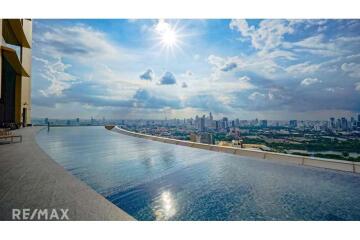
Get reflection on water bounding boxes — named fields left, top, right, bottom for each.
left=36, top=127, right=360, bottom=220
left=153, top=191, right=177, bottom=220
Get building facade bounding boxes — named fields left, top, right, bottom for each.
left=0, top=19, right=32, bottom=128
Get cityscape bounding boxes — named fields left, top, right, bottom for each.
left=33, top=112, right=360, bottom=161
left=2, top=0, right=360, bottom=238
left=2, top=17, right=360, bottom=224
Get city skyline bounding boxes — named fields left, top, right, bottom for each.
left=31, top=19, right=360, bottom=120
left=33, top=111, right=360, bottom=131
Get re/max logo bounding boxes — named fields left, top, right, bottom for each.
left=12, top=208, right=69, bottom=220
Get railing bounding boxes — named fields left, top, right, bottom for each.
left=106, top=125, right=360, bottom=174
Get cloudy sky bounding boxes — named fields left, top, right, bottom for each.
left=32, top=19, right=360, bottom=120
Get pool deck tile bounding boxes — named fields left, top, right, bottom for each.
left=0, top=127, right=135, bottom=221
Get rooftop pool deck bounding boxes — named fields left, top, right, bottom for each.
left=35, top=126, right=360, bottom=220
left=0, top=127, right=134, bottom=220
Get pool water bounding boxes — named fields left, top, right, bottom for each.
left=36, top=126, right=360, bottom=220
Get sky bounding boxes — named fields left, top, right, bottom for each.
left=31, top=19, right=360, bottom=120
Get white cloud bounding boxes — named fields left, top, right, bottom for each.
left=230, top=19, right=294, bottom=51
left=34, top=23, right=143, bottom=101
left=237, top=76, right=255, bottom=90
left=301, top=77, right=321, bottom=86
left=154, top=19, right=171, bottom=33
left=341, top=62, right=360, bottom=78
left=290, top=34, right=337, bottom=56
left=34, top=56, right=77, bottom=96
left=286, top=62, right=321, bottom=76
left=207, top=54, right=283, bottom=81
left=36, top=24, right=130, bottom=62
left=248, top=91, right=266, bottom=101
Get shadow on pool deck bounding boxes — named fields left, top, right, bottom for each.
left=0, top=127, right=135, bottom=221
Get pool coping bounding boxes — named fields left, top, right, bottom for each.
left=108, top=125, right=360, bottom=174
left=0, top=126, right=136, bottom=221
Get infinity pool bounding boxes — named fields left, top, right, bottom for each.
left=36, top=126, right=360, bottom=220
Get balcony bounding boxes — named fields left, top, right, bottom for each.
left=1, top=46, right=30, bottom=77
left=2, top=19, right=31, bottom=49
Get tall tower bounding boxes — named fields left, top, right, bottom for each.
left=0, top=19, right=32, bottom=128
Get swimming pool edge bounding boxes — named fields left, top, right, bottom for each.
left=0, top=126, right=136, bottom=221
left=107, top=125, right=359, bottom=174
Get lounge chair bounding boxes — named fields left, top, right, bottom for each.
left=0, top=128, right=22, bottom=143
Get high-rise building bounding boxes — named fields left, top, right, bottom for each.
left=329, top=117, right=335, bottom=129
left=200, top=115, right=205, bottom=132
left=215, top=120, right=219, bottom=130
left=0, top=19, right=32, bottom=128
left=260, top=120, right=267, bottom=128
left=222, top=117, right=229, bottom=129
left=341, top=117, right=348, bottom=131
left=336, top=118, right=341, bottom=129
left=235, top=118, right=240, bottom=127
left=350, top=117, right=356, bottom=129
left=195, top=115, right=199, bottom=129
left=289, top=120, right=298, bottom=128
left=208, top=112, right=214, bottom=128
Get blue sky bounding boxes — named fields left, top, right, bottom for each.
left=32, top=19, right=360, bottom=120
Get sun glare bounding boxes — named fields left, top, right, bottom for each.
left=161, top=28, right=178, bottom=47
left=154, top=20, right=183, bottom=54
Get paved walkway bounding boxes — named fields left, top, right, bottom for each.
left=0, top=127, right=135, bottom=220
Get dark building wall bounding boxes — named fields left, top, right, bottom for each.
left=0, top=57, right=17, bottom=125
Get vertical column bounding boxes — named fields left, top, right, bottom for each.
left=20, top=19, right=32, bottom=126
left=15, top=75, right=22, bottom=125
left=0, top=19, right=3, bottom=100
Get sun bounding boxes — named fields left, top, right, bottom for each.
left=161, top=28, right=178, bottom=48
left=154, top=20, right=184, bottom=54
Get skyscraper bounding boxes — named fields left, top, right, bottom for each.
left=200, top=115, right=205, bottom=132
left=330, top=117, right=335, bottom=129
left=222, top=117, right=229, bottom=129
left=235, top=118, right=240, bottom=127
left=260, top=120, right=268, bottom=128
left=341, top=117, right=348, bottom=131
left=0, top=19, right=32, bottom=128
left=336, top=118, right=341, bottom=129
left=289, top=120, right=298, bottom=128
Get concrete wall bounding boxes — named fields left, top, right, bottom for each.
left=108, top=126, right=360, bottom=174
